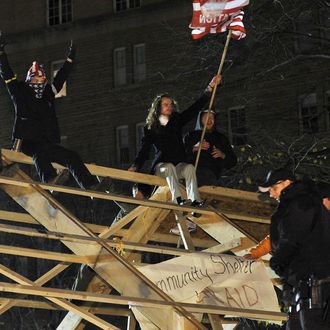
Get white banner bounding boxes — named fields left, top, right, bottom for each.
left=138, top=250, right=280, bottom=312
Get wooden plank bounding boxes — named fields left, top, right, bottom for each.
left=0, top=244, right=90, bottom=264
left=0, top=262, right=69, bottom=315
left=0, top=222, right=240, bottom=258
left=0, top=265, right=119, bottom=330
left=0, top=282, right=287, bottom=321
left=0, top=298, right=131, bottom=316
left=173, top=211, right=195, bottom=251
left=0, top=169, right=205, bottom=330
left=1, top=149, right=166, bottom=186
left=199, top=186, right=268, bottom=203
left=2, top=149, right=273, bottom=205
left=0, top=210, right=218, bottom=249
left=58, top=188, right=172, bottom=330
left=0, top=175, right=214, bottom=216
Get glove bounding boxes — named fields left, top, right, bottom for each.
left=0, top=31, right=7, bottom=53
left=67, top=40, right=76, bottom=61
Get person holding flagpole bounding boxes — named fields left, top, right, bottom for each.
left=128, top=75, right=221, bottom=206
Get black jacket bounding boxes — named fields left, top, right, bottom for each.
left=270, top=180, right=330, bottom=285
left=0, top=52, right=72, bottom=143
left=184, top=111, right=237, bottom=177
left=132, top=92, right=210, bottom=171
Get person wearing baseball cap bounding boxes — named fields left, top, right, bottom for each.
left=258, top=168, right=330, bottom=329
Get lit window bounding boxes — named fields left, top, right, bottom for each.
left=51, top=60, right=67, bottom=98
left=299, top=94, right=318, bottom=134
left=48, top=0, right=72, bottom=26
left=116, top=126, right=130, bottom=165
left=114, top=48, right=126, bottom=87
left=228, top=107, right=247, bottom=146
left=115, top=0, right=141, bottom=12
left=133, top=44, right=146, bottom=83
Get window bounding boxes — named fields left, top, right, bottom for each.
left=318, top=7, right=330, bottom=45
left=115, top=0, right=141, bottom=12
left=136, top=122, right=145, bottom=151
left=228, top=107, right=247, bottom=146
left=48, top=0, right=72, bottom=26
left=325, top=92, right=330, bottom=130
left=294, top=10, right=318, bottom=54
left=51, top=60, right=67, bottom=98
left=116, top=126, right=130, bottom=165
left=133, top=44, right=146, bottom=82
left=114, top=48, right=127, bottom=87
left=299, top=94, right=318, bottom=134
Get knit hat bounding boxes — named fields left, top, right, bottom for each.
left=26, top=61, right=46, bottom=82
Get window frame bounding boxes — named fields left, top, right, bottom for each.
left=298, top=93, right=319, bottom=134
left=114, top=0, right=141, bottom=13
left=324, top=91, right=330, bottom=131
left=47, top=0, right=73, bottom=26
left=135, top=122, right=145, bottom=152
left=113, top=47, right=127, bottom=87
left=116, top=125, right=130, bottom=166
left=133, top=43, right=146, bottom=83
left=228, top=106, right=247, bottom=146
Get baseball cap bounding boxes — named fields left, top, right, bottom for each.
left=317, top=181, right=330, bottom=199
left=258, top=168, right=295, bottom=192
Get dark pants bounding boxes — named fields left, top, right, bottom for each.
left=299, top=308, right=330, bottom=330
left=196, top=167, right=219, bottom=187
left=285, top=310, right=301, bottom=330
left=21, top=139, right=97, bottom=189
left=293, top=281, right=330, bottom=330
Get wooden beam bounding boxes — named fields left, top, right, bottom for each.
left=0, top=244, right=90, bottom=264
left=1, top=149, right=166, bottom=186
left=0, top=265, right=119, bottom=330
left=173, top=211, right=195, bottom=250
left=0, top=282, right=287, bottom=322
left=0, top=222, right=240, bottom=257
left=0, top=262, right=70, bottom=315
left=0, top=175, right=214, bottom=216
left=0, top=169, right=206, bottom=330
left=0, top=210, right=218, bottom=249
left=199, top=186, right=269, bottom=203
left=2, top=149, right=274, bottom=204
left=0, top=298, right=132, bottom=316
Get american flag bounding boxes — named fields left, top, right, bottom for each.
left=190, top=0, right=249, bottom=40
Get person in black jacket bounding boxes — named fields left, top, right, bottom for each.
left=128, top=75, right=221, bottom=205
left=184, top=109, right=237, bottom=186
left=0, top=33, right=100, bottom=190
left=259, top=168, right=330, bottom=330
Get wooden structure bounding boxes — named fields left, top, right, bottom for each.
left=0, top=149, right=285, bottom=330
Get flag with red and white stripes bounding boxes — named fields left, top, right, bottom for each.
left=190, top=0, right=249, bottom=40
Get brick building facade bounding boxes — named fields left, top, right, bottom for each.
left=0, top=0, right=329, bottom=172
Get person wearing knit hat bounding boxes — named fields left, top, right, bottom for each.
left=184, top=109, right=237, bottom=186
left=0, top=33, right=108, bottom=192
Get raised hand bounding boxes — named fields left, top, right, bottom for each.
left=67, top=40, right=76, bottom=61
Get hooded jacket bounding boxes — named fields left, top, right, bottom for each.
left=184, top=111, right=237, bottom=177
left=132, top=92, right=211, bottom=172
left=269, top=180, right=330, bottom=285
left=0, top=52, right=72, bottom=143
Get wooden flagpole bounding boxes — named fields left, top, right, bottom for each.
left=194, top=30, right=232, bottom=168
